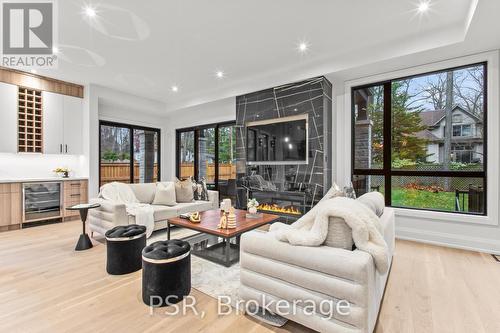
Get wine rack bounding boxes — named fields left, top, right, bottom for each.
left=18, top=87, right=43, bottom=153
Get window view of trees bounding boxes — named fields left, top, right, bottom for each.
left=352, top=63, right=486, bottom=215
left=177, top=122, right=236, bottom=199
left=100, top=123, right=160, bottom=186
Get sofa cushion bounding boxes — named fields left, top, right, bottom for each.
left=175, top=201, right=214, bottom=214
left=175, top=178, right=194, bottom=203
left=151, top=205, right=178, bottom=222
left=152, top=182, right=177, bottom=206
left=128, top=183, right=157, bottom=204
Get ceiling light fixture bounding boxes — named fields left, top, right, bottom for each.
left=417, top=1, right=430, bottom=13
left=215, top=70, right=225, bottom=79
left=84, top=6, right=96, bottom=18
left=297, top=41, right=309, bottom=54
left=171, top=85, right=179, bottom=92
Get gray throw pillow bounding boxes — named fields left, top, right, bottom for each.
left=343, top=182, right=357, bottom=199
left=175, top=178, right=194, bottom=203
left=320, top=183, right=345, bottom=202
left=193, top=178, right=209, bottom=201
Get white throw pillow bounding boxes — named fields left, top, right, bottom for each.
left=356, top=191, right=385, bottom=217
left=152, top=182, right=177, bottom=206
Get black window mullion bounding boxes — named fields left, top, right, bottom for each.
left=214, top=125, right=219, bottom=190
left=194, top=129, right=199, bottom=181
left=383, top=82, right=392, bottom=207
left=130, top=127, right=135, bottom=183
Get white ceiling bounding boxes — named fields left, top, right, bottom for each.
left=34, top=0, right=499, bottom=113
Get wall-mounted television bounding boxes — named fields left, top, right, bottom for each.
left=246, top=114, right=308, bottom=165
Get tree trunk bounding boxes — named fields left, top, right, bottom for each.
left=443, top=71, right=454, bottom=190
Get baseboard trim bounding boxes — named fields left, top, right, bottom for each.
left=396, top=226, right=500, bottom=255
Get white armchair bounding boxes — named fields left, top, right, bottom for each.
left=239, top=207, right=395, bottom=333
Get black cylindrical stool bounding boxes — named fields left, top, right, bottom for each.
left=142, top=240, right=191, bottom=307
left=105, top=225, right=147, bottom=275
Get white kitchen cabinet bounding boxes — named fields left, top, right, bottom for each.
left=42, top=91, right=64, bottom=154
left=62, top=95, right=83, bottom=155
left=43, top=92, right=83, bottom=155
left=0, top=82, right=19, bottom=153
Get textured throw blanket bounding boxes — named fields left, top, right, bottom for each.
left=99, top=182, right=155, bottom=238
left=270, top=197, right=389, bottom=274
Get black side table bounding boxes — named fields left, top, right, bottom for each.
left=67, top=203, right=101, bottom=251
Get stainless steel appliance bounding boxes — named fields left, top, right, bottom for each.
left=23, top=182, right=62, bottom=223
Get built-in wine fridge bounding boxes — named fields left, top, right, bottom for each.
left=23, top=182, right=62, bottom=224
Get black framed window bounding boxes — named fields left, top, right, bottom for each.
left=352, top=62, right=487, bottom=215
left=99, top=121, right=160, bottom=186
left=176, top=121, right=236, bottom=200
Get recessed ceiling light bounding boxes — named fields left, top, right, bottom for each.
left=297, top=41, right=309, bottom=54
left=215, top=70, right=225, bottom=79
left=417, top=1, right=430, bottom=13
left=84, top=6, right=96, bottom=18
left=30, top=69, right=37, bottom=74
left=171, top=85, right=179, bottom=92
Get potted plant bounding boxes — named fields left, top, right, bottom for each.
left=53, top=167, right=70, bottom=178
left=247, top=198, right=259, bottom=215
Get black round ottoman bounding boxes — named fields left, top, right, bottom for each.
left=142, top=240, right=191, bottom=307
left=105, top=225, right=147, bottom=275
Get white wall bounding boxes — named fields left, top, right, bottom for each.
left=84, top=84, right=168, bottom=196
left=0, top=153, right=86, bottom=179
left=163, top=97, right=236, bottom=180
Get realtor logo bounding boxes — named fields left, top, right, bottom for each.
left=1, top=0, right=57, bottom=68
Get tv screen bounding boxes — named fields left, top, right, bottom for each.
left=246, top=115, right=308, bottom=164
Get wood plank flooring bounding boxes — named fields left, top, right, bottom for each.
left=0, top=221, right=499, bottom=333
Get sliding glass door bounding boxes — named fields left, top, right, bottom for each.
left=217, top=125, right=237, bottom=200
left=100, top=121, right=160, bottom=187
left=198, top=127, right=216, bottom=188
left=176, top=121, right=236, bottom=199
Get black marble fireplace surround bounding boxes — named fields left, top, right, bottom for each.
left=235, top=77, right=332, bottom=221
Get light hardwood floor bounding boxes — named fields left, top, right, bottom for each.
left=0, top=221, right=499, bottom=333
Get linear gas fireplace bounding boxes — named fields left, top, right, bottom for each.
left=235, top=76, right=332, bottom=221
left=257, top=203, right=301, bottom=216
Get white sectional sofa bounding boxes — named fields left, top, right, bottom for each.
left=240, top=207, right=395, bottom=333
left=88, top=182, right=219, bottom=236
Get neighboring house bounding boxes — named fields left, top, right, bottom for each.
left=416, top=106, right=484, bottom=164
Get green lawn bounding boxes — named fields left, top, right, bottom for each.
left=385, top=187, right=468, bottom=212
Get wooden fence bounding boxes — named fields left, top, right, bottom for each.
left=100, top=162, right=235, bottom=186
left=179, top=163, right=236, bottom=181
left=100, top=162, right=158, bottom=186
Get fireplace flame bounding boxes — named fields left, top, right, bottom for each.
left=257, top=203, right=301, bottom=215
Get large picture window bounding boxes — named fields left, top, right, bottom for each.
left=99, top=121, right=160, bottom=186
left=176, top=121, right=236, bottom=200
left=352, top=62, right=487, bottom=215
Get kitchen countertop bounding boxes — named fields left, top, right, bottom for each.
left=0, top=177, right=88, bottom=184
